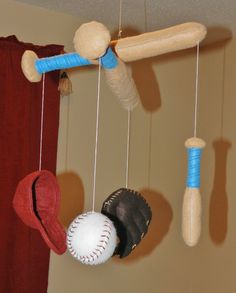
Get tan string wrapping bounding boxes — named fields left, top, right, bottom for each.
left=104, top=58, right=139, bottom=110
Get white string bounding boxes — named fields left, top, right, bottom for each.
left=92, top=59, right=102, bottom=212
left=118, top=0, right=123, bottom=39
left=194, top=42, right=200, bottom=137
left=65, top=95, right=71, bottom=171
left=117, top=0, right=131, bottom=188
left=125, top=109, right=131, bottom=188
left=39, top=73, right=45, bottom=171
left=144, top=0, right=148, bottom=32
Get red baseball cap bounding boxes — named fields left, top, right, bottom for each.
left=13, top=170, right=66, bottom=255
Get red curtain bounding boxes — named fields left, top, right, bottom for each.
left=0, top=36, right=63, bottom=292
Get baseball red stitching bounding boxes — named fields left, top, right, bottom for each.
left=67, top=212, right=114, bottom=264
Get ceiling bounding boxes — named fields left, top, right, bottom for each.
left=15, top=0, right=235, bottom=43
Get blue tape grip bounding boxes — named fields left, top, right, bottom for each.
left=35, top=53, right=92, bottom=74
left=185, top=137, right=206, bottom=188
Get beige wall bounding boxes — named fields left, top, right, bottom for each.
left=1, top=1, right=236, bottom=292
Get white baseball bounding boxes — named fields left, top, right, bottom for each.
left=67, top=211, right=117, bottom=265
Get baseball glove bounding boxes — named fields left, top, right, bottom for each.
left=101, top=188, right=152, bottom=258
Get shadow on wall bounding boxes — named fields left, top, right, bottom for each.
left=209, top=138, right=231, bottom=245
left=209, top=40, right=231, bottom=245
left=114, top=188, right=173, bottom=263
left=57, top=171, right=84, bottom=229
left=201, top=26, right=232, bottom=47
left=131, top=58, right=161, bottom=112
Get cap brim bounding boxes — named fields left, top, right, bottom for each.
left=36, top=215, right=67, bottom=255
left=13, top=170, right=67, bottom=255
left=32, top=170, right=67, bottom=255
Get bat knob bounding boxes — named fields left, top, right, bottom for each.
left=21, top=50, right=42, bottom=82
left=185, top=137, right=206, bottom=149
left=73, top=21, right=111, bottom=60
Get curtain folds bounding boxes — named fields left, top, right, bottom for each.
left=0, top=36, right=63, bottom=293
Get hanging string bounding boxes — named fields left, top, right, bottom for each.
left=144, top=0, right=148, bottom=32
left=220, top=46, right=226, bottom=138
left=125, top=109, right=131, bottom=188
left=92, top=58, right=102, bottom=212
left=144, top=0, right=152, bottom=189
left=39, top=73, right=45, bottom=171
left=118, top=0, right=123, bottom=39
left=65, top=95, right=71, bottom=171
left=193, top=42, right=200, bottom=137
left=117, top=0, right=131, bottom=188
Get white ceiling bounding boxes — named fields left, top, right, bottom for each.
left=15, top=0, right=236, bottom=43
